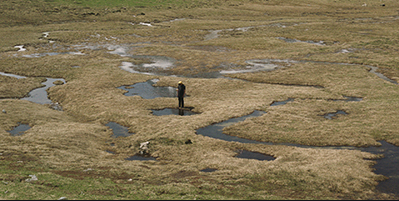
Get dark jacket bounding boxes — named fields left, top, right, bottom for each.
left=178, top=84, right=186, bottom=98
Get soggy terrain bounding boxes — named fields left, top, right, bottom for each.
left=1, top=0, right=399, bottom=200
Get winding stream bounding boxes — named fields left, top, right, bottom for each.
left=195, top=99, right=399, bottom=196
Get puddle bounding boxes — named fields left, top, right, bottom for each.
left=105, top=150, right=115, bottom=154
left=204, top=24, right=290, bottom=41
left=270, top=98, right=295, bottom=106
left=20, top=51, right=85, bottom=58
left=21, top=78, right=66, bottom=105
left=336, top=96, right=363, bottom=102
left=7, top=123, right=31, bottom=136
left=235, top=150, right=275, bottom=161
left=200, top=168, right=218, bottom=172
left=119, top=62, right=154, bottom=75
left=125, top=155, right=157, bottom=161
left=221, top=59, right=295, bottom=76
left=220, top=61, right=279, bottom=74
left=118, top=79, right=177, bottom=99
left=151, top=108, right=199, bottom=116
left=75, top=43, right=397, bottom=84
left=277, top=37, right=326, bottom=45
left=223, top=59, right=397, bottom=85
left=14, top=45, right=26, bottom=52
left=105, top=122, right=134, bottom=138
left=323, top=110, right=347, bottom=119
left=80, top=44, right=176, bottom=74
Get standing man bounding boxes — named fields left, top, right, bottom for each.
left=177, top=81, right=186, bottom=108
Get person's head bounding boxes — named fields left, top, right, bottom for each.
left=178, top=81, right=183, bottom=85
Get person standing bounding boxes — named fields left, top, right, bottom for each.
left=177, top=81, right=186, bottom=108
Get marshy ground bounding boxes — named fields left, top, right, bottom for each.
left=1, top=0, right=399, bottom=199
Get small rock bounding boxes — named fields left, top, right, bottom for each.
left=25, top=175, right=38, bottom=182
left=58, top=197, right=67, bottom=200
left=140, top=141, right=149, bottom=149
left=2, top=109, right=6, bottom=113
left=139, top=141, right=150, bottom=155
left=83, top=168, right=92, bottom=172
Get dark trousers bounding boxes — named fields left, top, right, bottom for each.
left=178, top=96, right=184, bottom=108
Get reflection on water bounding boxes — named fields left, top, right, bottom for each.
left=21, top=78, right=65, bottom=105
left=7, top=123, right=31, bottom=136
left=118, top=79, right=176, bottom=99
left=0, top=72, right=26, bottom=79
left=324, top=110, right=347, bottom=119
left=105, top=122, right=134, bottom=138
left=151, top=108, right=199, bottom=116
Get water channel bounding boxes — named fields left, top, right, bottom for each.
left=195, top=99, right=399, bottom=196
left=3, top=34, right=398, bottom=195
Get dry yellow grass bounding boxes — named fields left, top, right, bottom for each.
left=1, top=0, right=399, bottom=199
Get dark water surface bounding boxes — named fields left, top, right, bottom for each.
left=105, top=122, right=134, bottom=138
left=151, top=108, right=199, bottom=116
left=7, top=123, right=31, bottom=136
left=235, top=150, right=275, bottom=161
left=125, top=155, right=157, bottom=161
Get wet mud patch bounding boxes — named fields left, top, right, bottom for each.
left=332, top=96, right=363, bottom=102
left=277, top=37, right=326, bottom=45
left=7, top=123, right=31, bottom=136
left=125, top=155, right=157, bottom=161
left=235, top=150, right=275, bottom=161
left=200, top=168, right=218, bottom=173
left=105, top=122, right=134, bottom=138
left=105, top=150, right=115, bottom=154
left=323, top=110, right=347, bottom=120
left=270, top=98, right=295, bottom=106
left=151, top=108, right=199, bottom=116
left=118, top=79, right=176, bottom=99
